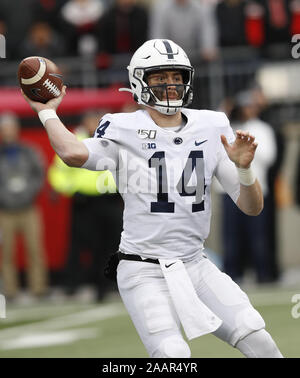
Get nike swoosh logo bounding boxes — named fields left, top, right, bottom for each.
left=30, top=88, right=44, bottom=99
left=195, top=139, right=208, bottom=146
left=165, top=262, right=176, bottom=268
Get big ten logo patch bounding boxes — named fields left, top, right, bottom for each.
left=142, top=142, right=156, bottom=150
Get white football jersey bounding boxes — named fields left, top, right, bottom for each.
left=82, top=109, right=240, bottom=261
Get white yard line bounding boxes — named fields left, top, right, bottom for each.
left=0, top=328, right=99, bottom=350
left=0, top=302, right=126, bottom=340
left=247, top=289, right=300, bottom=307
left=0, top=288, right=297, bottom=349
left=5, top=303, right=95, bottom=323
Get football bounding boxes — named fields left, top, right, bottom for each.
left=18, top=56, right=63, bottom=103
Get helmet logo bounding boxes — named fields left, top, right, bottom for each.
left=141, top=93, right=148, bottom=101
left=135, top=69, right=143, bottom=78
left=154, top=40, right=179, bottom=59
left=162, top=40, right=175, bottom=59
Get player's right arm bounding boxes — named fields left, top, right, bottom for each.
left=21, top=86, right=89, bottom=167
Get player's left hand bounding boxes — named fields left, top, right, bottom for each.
left=221, top=130, right=258, bottom=168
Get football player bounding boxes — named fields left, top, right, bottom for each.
left=22, top=39, right=283, bottom=358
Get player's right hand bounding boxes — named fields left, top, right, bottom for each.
left=221, top=130, right=258, bottom=169
left=21, top=85, right=67, bottom=113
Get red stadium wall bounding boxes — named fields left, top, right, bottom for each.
left=0, top=86, right=134, bottom=116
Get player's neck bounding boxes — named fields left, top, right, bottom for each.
left=146, top=107, right=183, bottom=128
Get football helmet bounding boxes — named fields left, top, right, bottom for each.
left=120, top=39, right=194, bottom=115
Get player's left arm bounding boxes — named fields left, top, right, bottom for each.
left=221, top=130, right=263, bottom=216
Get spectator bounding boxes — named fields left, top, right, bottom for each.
left=217, top=0, right=295, bottom=52
left=216, top=0, right=286, bottom=50
left=221, top=89, right=278, bottom=284
left=290, top=0, right=300, bottom=37
left=0, top=0, right=36, bottom=59
left=261, top=0, right=291, bottom=45
left=216, top=0, right=248, bottom=47
left=0, top=113, right=48, bottom=301
left=244, top=1, right=266, bottom=48
left=59, top=0, right=104, bottom=55
left=48, top=111, right=123, bottom=301
left=251, top=83, right=287, bottom=281
left=150, top=0, right=218, bottom=61
left=33, top=0, right=67, bottom=32
left=18, top=21, right=67, bottom=59
left=96, top=0, right=148, bottom=55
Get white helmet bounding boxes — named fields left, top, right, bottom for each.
left=120, top=39, right=194, bottom=115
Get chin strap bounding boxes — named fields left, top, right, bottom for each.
left=118, top=87, right=180, bottom=115
left=118, top=88, right=134, bottom=94
left=119, top=87, right=139, bottom=103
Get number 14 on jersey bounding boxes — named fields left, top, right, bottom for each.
left=148, top=150, right=206, bottom=213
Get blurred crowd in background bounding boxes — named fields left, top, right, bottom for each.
left=0, top=0, right=299, bottom=305
left=0, top=0, right=299, bottom=60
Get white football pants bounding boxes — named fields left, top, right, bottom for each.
left=117, top=254, right=281, bottom=358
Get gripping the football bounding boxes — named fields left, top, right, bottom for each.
left=19, top=58, right=88, bottom=168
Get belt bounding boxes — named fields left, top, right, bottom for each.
left=118, top=251, right=159, bottom=265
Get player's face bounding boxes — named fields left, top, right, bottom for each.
left=146, top=70, right=184, bottom=101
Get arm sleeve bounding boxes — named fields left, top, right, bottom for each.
left=81, top=115, right=119, bottom=172
left=81, top=138, right=119, bottom=172
left=214, top=117, right=240, bottom=203
left=215, top=155, right=240, bottom=203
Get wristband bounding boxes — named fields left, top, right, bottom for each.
left=38, top=109, right=59, bottom=126
left=237, top=167, right=256, bottom=186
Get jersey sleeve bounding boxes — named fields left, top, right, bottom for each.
left=81, top=115, right=119, bottom=172
left=214, top=114, right=240, bottom=203
left=220, top=112, right=235, bottom=144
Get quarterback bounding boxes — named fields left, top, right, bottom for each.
left=22, top=39, right=283, bottom=358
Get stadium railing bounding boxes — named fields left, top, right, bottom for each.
left=0, top=45, right=299, bottom=125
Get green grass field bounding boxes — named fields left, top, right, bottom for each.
left=0, top=286, right=299, bottom=358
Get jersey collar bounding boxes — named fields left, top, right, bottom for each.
left=142, top=109, right=191, bottom=135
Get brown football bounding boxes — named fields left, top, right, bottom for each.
left=18, top=56, right=63, bottom=103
